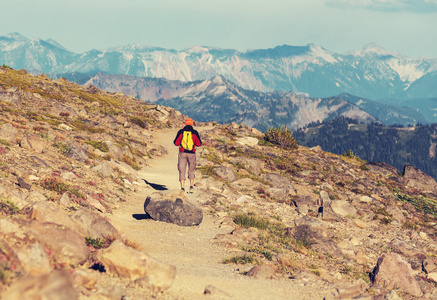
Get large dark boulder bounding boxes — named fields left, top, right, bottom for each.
left=144, top=193, right=203, bottom=226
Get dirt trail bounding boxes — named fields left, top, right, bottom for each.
left=109, top=127, right=327, bottom=300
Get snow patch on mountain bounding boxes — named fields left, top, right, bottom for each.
left=388, top=59, right=426, bottom=83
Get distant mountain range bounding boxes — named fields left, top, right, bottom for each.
left=81, top=72, right=425, bottom=131
left=1, top=32, right=436, bottom=101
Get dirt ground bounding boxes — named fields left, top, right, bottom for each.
left=109, top=127, right=328, bottom=300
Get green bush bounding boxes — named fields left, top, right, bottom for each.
left=130, top=117, right=147, bottom=129
left=86, top=140, right=109, bottom=152
left=85, top=237, right=104, bottom=249
left=264, top=126, right=297, bottom=149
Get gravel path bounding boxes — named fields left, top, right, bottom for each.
left=109, top=127, right=328, bottom=299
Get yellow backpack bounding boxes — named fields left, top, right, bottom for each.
left=181, top=131, right=194, bottom=151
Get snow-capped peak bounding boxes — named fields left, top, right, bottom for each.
left=184, top=46, right=210, bottom=54
left=348, top=43, right=400, bottom=57
left=6, top=32, right=28, bottom=41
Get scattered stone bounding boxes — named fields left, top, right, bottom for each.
left=67, top=142, right=88, bottom=162
left=24, top=220, right=90, bottom=265
left=73, top=269, right=98, bottom=291
left=16, top=176, right=31, bottom=190
left=204, top=285, right=231, bottom=298
left=370, top=253, right=422, bottom=297
left=388, top=238, right=426, bottom=270
left=91, top=161, right=114, bottom=177
left=20, top=134, right=45, bottom=153
left=71, top=208, right=121, bottom=240
left=15, top=243, right=51, bottom=276
left=330, top=200, right=357, bottom=218
left=403, top=164, right=437, bottom=194
left=325, top=279, right=367, bottom=300
left=98, top=240, right=176, bottom=291
left=144, top=193, right=203, bottom=226
left=59, top=192, right=71, bottom=207
left=214, top=166, right=238, bottom=182
left=2, top=270, right=77, bottom=300
left=245, top=265, right=276, bottom=279
left=230, top=156, right=263, bottom=175
left=385, top=206, right=405, bottom=223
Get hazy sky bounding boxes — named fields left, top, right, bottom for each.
left=1, top=0, right=436, bottom=57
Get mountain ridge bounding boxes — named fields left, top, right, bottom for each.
left=1, top=33, right=436, bottom=101
left=81, top=72, right=427, bottom=131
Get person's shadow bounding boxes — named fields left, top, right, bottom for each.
left=133, top=179, right=168, bottom=220
left=142, top=179, right=168, bottom=191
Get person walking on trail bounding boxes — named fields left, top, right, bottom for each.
left=174, top=118, right=202, bottom=193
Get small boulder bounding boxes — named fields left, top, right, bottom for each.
left=91, top=161, right=113, bottom=177
left=67, top=142, right=88, bottom=162
left=29, top=201, right=80, bottom=231
left=98, top=240, right=176, bottom=291
left=245, top=265, right=276, bottom=279
left=370, top=253, right=422, bottom=297
left=229, top=156, right=263, bottom=175
left=24, top=220, right=90, bottom=265
left=403, top=165, right=437, bottom=194
left=71, top=208, right=121, bottom=240
left=330, top=200, right=357, bottom=218
left=388, top=239, right=426, bottom=270
left=20, top=134, right=45, bottom=153
left=214, top=166, right=238, bottom=182
left=144, top=193, right=203, bottom=226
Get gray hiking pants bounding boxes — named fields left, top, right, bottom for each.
left=178, top=151, right=196, bottom=181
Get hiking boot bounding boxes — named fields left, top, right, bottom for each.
left=181, top=188, right=185, bottom=192
left=188, top=186, right=194, bottom=194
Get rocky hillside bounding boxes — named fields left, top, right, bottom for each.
left=1, top=66, right=437, bottom=299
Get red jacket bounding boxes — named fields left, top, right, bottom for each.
left=174, top=125, right=202, bottom=153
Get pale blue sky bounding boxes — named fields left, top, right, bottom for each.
left=1, top=0, right=436, bottom=57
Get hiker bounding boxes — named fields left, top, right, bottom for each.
left=174, top=118, right=202, bottom=193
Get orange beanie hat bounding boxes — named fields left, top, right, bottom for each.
left=185, top=118, right=193, bottom=126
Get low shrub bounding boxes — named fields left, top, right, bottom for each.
left=264, top=126, right=297, bottom=149
left=223, top=254, right=256, bottom=264
left=86, top=140, right=109, bottom=152
left=233, top=213, right=270, bottom=230
left=0, top=198, right=21, bottom=215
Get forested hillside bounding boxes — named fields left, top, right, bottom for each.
left=294, top=117, right=437, bottom=179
